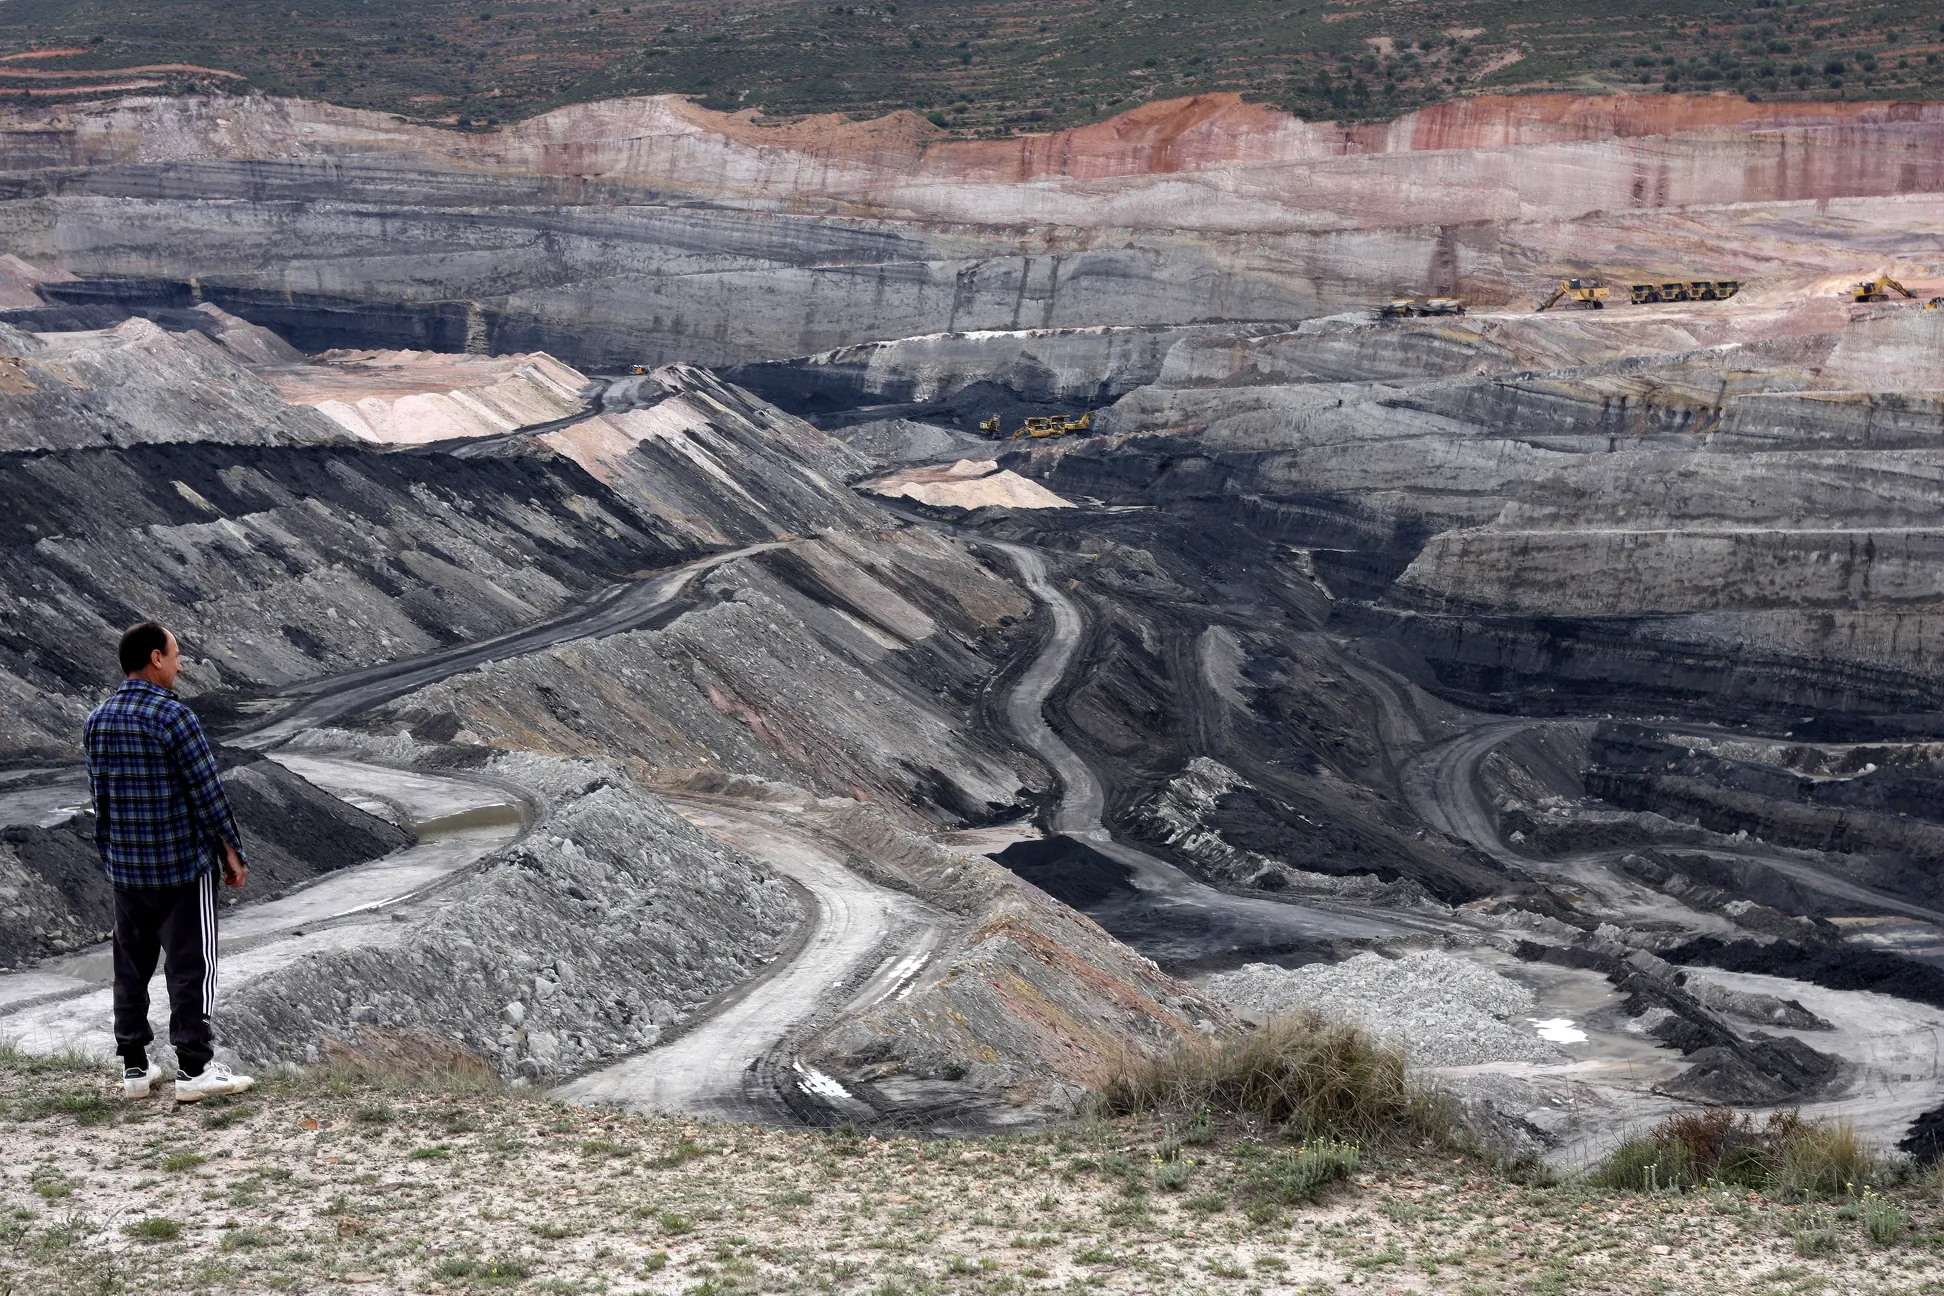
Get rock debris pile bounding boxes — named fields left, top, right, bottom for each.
left=1204, top=951, right=1562, bottom=1068
left=220, top=749, right=802, bottom=1081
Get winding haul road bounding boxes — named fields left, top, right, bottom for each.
left=1400, top=717, right=1944, bottom=1156
left=237, top=542, right=787, bottom=748
left=0, top=530, right=950, bottom=1124
left=555, top=800, right=945, bottom=1121
left=1400, top=719, right=1944, bottom=928
left=987, top=540, right=1435, bottom=963
left=0, top=542, right=782, bottom=1078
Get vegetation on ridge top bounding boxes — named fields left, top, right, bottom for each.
left=5, top=1041, right=1944, bottom=1295
left=0, top=0, right=1941, bottom=132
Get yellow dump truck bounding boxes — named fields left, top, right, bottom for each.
left=1009, top=411, right=1094, bottom=440
left=1537, top=278, right=1609, bottom=311
left=1376, top=297, right=1465, bottom=319
left=1632, top=281, right=1741, bottom=304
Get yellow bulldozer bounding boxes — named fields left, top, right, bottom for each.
left=1631, top=280, right=1741, bottom=304
left=1851, top=275, right=1916, bottom=303
left=1536, top=278, right=1610, bottom=311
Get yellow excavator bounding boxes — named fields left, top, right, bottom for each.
left=1851, top=275, right=1916, bottom=303
left=977, top=414, right=1002, bottom=436
left=629, top=364, right=650, bottom=374
left=1536, top=278, right=1610, bottom=311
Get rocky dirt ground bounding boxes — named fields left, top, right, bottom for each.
left=4, top=1053, right=1943, bottom=1296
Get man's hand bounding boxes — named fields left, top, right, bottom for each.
left=222, top=841, right=247, bottom=889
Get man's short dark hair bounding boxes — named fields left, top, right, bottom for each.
left=118, top=622, right=172, bottom=674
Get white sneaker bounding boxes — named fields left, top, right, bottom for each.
left=123, top=1063, right=162, bottom=1099
left=173, top=1062, right=254, bottom=1103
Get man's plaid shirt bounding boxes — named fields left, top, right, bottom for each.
left=84, top=679, right=247, bottom=888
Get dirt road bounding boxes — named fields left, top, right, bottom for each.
left=554, top=799, right=947, bottom=1121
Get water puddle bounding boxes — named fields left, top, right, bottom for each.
left=1529, top=1017, right=1590, bottom=1044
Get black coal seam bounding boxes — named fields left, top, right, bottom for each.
left=1665, top=936, right=1944, bottom=1012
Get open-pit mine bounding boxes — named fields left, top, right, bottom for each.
left=1, top=88, right=1943, bottom=1180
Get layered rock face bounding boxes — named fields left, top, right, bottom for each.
left=1012, top=295, right=1944, bottom=726
left=0, top=92, right=1938, bottom=367
left=0, top=311, right=342, bottom=451
left=375, top=527, right=1043, bottom=825
left=0, top=308, right=942, bottom=765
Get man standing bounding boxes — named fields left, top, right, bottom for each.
left=85, top=621, right=255, bottom=1102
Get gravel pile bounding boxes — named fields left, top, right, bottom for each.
left=1203, top=951, right=1564, bottom=1068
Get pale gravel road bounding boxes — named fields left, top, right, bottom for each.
left=0, top=762, right=524, bottom=1058
left=553, top=799, right=946, bottom=1120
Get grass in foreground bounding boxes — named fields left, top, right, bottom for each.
left=1096, top=1009, right=1456, bottom=1149
left=1, top=1047, right=1942, bottom=1295
left=1594, top=1108, right=1879, bottom=1198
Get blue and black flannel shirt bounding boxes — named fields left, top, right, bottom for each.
left=84, top=678, right=248, bottom=889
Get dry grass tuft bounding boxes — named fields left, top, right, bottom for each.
left=1095, top=1011, right=1453, bottom=1146
left=1593, top=1108, right=1877, bottom=1198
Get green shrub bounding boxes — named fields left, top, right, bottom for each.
left=435, top=1257, right=532, bottom=1285
left=1794, top=1223, right=1841, bottom=1256
left=1591, top=1134, right=1693, bottom=1192
left=1861, top=1192, right=1905, bottom=1245
left=1154, top=1159, right=1192, bottom=1190
left=124, top=1216, right=182, bottom=1241
left=1257, top=1139, right=1361, bottom=1204
left=1775, top=1116, right=1873, bottom=1198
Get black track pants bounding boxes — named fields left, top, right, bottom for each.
left=111, top=871, right=218, bottom=1074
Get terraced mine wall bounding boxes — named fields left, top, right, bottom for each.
left=0, top=440, right=691, bottom=756
left=997, top=310, right=1944, bottom=733
left=2, top=93, right=1941, bottom=366
left=38, top=278, right=482, bottom=355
